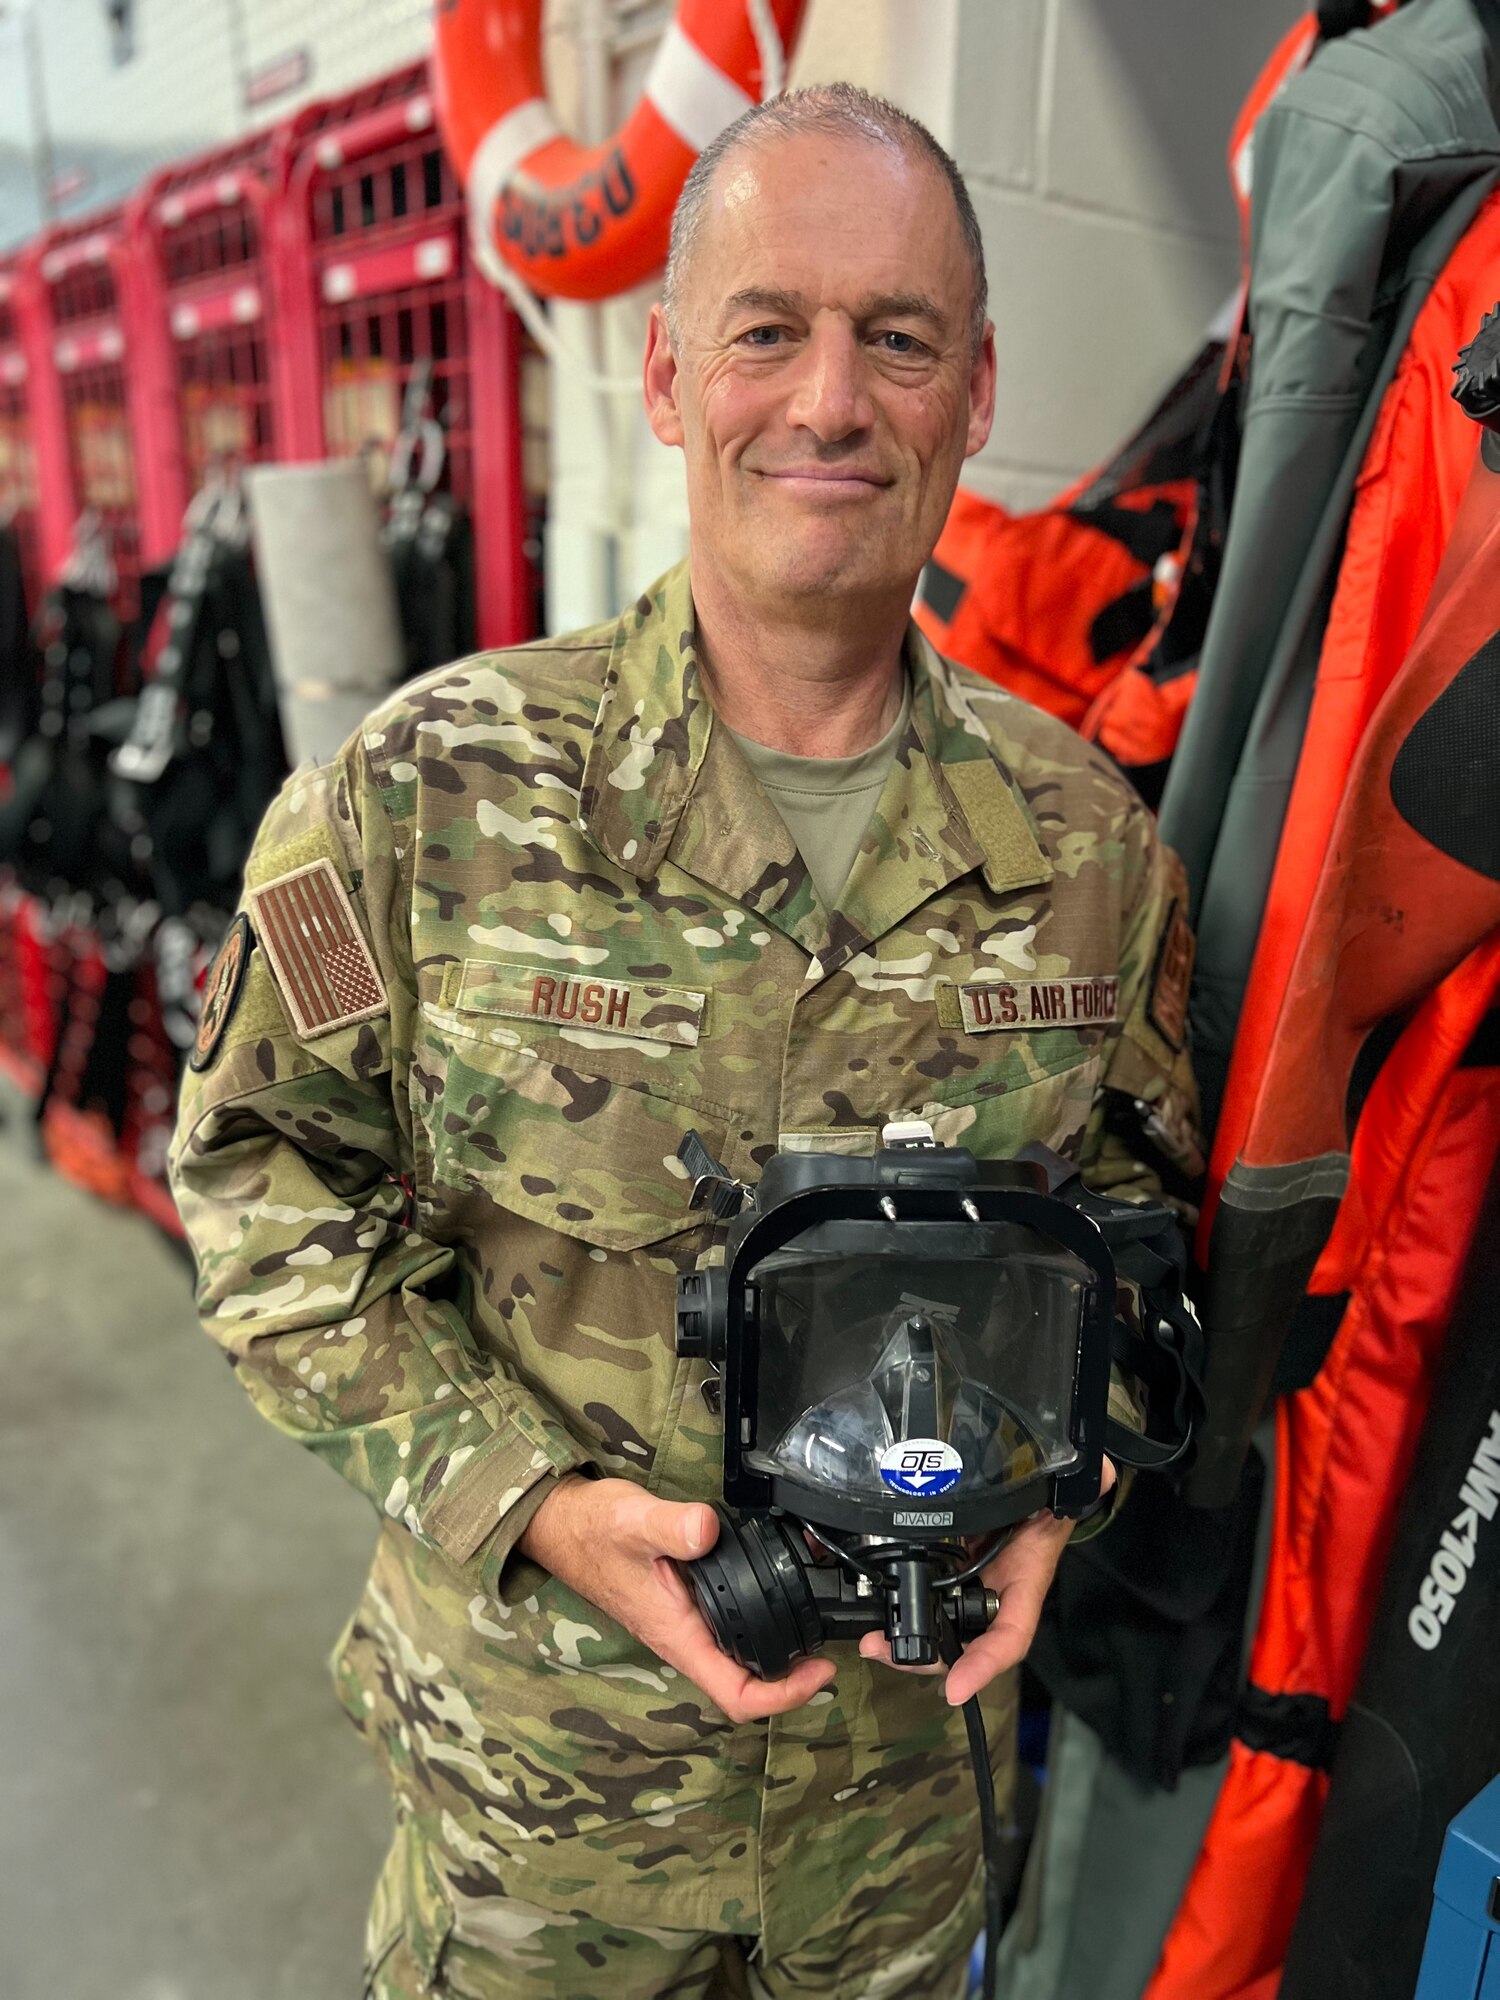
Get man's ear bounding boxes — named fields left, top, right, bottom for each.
left=644, top=302, right=685, bottom=448
left=964, top=321, right=997, bottom=461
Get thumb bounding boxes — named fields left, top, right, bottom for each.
left=645, top=1497, right=719, bottom=1560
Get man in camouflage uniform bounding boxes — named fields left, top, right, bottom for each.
left=170, top=84, right=1198, bottom=2000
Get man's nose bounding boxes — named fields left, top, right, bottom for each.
left=784, top=318, right=875, bottom=442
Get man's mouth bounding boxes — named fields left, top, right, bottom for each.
left=752, top=467, right=891, bottom=495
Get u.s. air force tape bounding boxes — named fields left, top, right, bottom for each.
left=938, top=976, right=1120, bottom=1035
left=248, top=858, right=386, bottom=1039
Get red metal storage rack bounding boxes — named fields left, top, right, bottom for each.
left=127, top=130, right=294, bottom=569
left=274, top=62, right=534, bottom=648
left=0, top=257, right=47, bottom=1096
left=0, top=256, right=42, bottom=617
left=30, top=209, right=145, bottom=619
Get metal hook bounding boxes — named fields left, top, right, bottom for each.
left=388, top=415, right=446, bottom=496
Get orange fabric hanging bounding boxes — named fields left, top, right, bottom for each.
left=1146, top=189, right=1500, bottom=1995
left=1200, top=189, right=1500, bottom=1254
left=916, top=486, right=1196, bottom=738
left=1145, top=959, right=1500, bottom=1999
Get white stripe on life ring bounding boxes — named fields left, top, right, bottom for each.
left=645, top=19, right=754, bottom=157
left=466, top=95, right=563, bottom=248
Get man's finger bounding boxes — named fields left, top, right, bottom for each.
left=856, top=1632, right=943, bottom=1675
left=712, top=1654, right=839, bottom=1722
left=664, top=1613, right=837, bottom=1719
left=944, top=1514, right=1073, bottom=1706
left=633, top=1494, right=718, bottom=1560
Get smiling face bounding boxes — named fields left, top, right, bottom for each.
left=644, top=130, right=996, bottom=619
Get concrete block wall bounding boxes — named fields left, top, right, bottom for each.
left=947, top=0, right=1303, bottom=513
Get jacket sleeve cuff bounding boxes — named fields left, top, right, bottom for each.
left=417, top=1406, right=595, bottom=1577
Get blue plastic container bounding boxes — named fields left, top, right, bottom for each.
left=1415, top=1774, right=1500, bottom=1999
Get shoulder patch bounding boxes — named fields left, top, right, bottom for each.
left=1148, top=900, right=1194, bottom=1051
left=189, top=914, right=252, bottom=1072
left=248, top=858, right=386, bottom=1040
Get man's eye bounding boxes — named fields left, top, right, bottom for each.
left=741, top=325, right=784, bottom=348
left=877, top=330, right=925, bottom=356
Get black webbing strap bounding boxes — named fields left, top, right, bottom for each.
left=1316, top=0, right=1373, bottom=37
left=1475, top=0, right=1500, bottom=96
left=1238, top=1684, right=1341, bottom=1770
left=1015, top=1144, right=1207, bottom=1473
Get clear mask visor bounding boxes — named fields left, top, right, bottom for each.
left=743, top=1223, right=1091, bottom=1507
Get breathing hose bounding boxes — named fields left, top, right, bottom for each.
left=938, top=1612, right=1002, bottom=2000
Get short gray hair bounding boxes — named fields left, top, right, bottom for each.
left=662, top=83, right=989, bottom=357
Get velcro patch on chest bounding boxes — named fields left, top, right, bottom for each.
left=942, top=976, right=1120, bottom=1034
left=248, top=858, right=387, bottom=1040
left=444, top=959, right=708, bottom=1047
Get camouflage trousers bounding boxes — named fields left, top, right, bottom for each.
left=363, top=1810, right=980, bottom=2000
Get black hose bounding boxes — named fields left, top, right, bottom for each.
left=939, top=1612, right=1002, bottom=2000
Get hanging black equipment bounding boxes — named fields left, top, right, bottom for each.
left=383, top=359, right=476, bottom=679
left=110, top=474, right=287, bottom=918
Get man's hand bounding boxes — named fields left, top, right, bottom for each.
left=517, top=1475, right=837, bottom=1724
left=856, top=1461, right=1119, bottom=1706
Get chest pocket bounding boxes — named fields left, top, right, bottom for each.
left=413, top=997, right=743, bottom=1253
left=920, top=1026, right=1106, bottom=1162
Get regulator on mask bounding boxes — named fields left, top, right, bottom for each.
left=673, top=1120, right=1203, bottom=1681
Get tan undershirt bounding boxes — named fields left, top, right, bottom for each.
left=728, top=677, right=912, bottom=914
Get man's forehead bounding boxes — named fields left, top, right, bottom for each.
left=705, top=127, right=936, bottom=222
left=689, top=135, right=966, bottom=306
left=718, top=284, right=951, bottom=331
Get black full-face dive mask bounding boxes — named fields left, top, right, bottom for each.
left=674, top=1122, right=1203, bottom=1679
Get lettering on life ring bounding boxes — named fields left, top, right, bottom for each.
left=497, top=149, right=636, bottom=261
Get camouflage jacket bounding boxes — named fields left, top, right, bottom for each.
left=169, top=561, right=1198, bottom=1948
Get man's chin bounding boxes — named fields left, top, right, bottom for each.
left=741, top=535, right=907, bottom=604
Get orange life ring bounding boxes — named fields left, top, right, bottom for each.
left=433, top=0, right=808, bottom=302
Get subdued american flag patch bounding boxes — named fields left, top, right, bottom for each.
left=249, top=858, right=386, bottom=1039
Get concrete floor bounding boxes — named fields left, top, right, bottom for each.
left=0, top=1079, right=390, bottom=2000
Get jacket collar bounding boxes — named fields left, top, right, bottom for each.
left=578, top=563, right=1052, bottom=968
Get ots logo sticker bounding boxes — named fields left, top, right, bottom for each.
left=879, top=1438, right=963, bottom=1498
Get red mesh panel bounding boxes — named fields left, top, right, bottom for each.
left=162, top=203, right=261, bottom=287
left=48, top=254, right=117, bottom=329
left=42, top=216, right=141, bottom=618
left=153, top=134, right=280, bottom=483
left=0, top=333, right=39, bottom=611
left=306, top=74, right=473, bottom=505
left=56, top=355, right=140, bottom=615
left=0, top=883, right=42, bottom=1093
